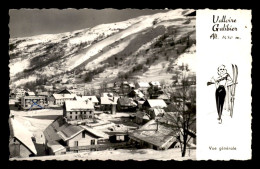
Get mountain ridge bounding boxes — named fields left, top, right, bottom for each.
left=9, top=9, right=196, bottom=91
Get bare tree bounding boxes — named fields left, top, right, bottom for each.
left=165, top=68, right=196, bottom=157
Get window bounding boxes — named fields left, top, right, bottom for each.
left=76, top=112, right=77, bottom=114
left=70, top=116, right=72, bottom=119
left=82, top=132, right=85, bottom=138
left=74, top=141, right=78, bottom=146
left=84, top=112, right=86, bottom=114
left=91, top=139, right=95, bottom=145
left=89, top=111, right=92, bottom=114
left=89, top=116, right=92, bottom=118
left=70, top=112, right=72, bottom=114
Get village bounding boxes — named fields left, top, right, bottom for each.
left=9, top=70, right=196, bottom=160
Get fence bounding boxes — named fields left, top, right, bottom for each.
left=66, top=142, right=133, bottom=152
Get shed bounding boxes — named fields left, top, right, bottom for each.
left=142, top=99, right=167, bottom=110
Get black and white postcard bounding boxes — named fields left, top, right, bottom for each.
left=8, top=9, right=251, bottom=161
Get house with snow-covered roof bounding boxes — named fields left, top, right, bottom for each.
left=142, top=99, right=167, bottom=110
left=21, top=96, right=46, bottom=110
left=100, top=96, right=119, bottom=114
left=9, top=117, right=37, bottom=158
left=43, top=116, right=108, bottom=155
left=52, top=93, right=77, bottom=106
left=129, top=119, right=179, bottom=150
left=116, top=97, right=137, bottom=112
left=63, top=100, right=95, bottom=121
left=74, top=96, right=99, bottom=105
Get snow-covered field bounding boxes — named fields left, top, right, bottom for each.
left=11, top=148, right=195, bottom=161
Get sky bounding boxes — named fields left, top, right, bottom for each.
left=9, top=8, right=168, bottom=38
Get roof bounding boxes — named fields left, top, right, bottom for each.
left=26, top=92, right=35, bottom=96
left=74, top=96, right=99, bottom=103
left=57, top=125, right=84, bottom=141
left=129, top=120, right=178, bottom=148
left=137, top=82, right=150, bottom=88
left=143, top=99, right=167, bottom=108
left=100, top=96, right=119, bottom=105
left=43, top=116, right=70, bottom=142
left=53, top=93, right=77, bottom=100
left=9, top=118, right=37, bottom=155
left=23, top=96, right=45, bottom=99
left=47, top=141, right=66, bottom=153
left=57, top=88, right=72, bottom=94
left=157, top=94, right=170, bottom=100
left=129, top=83, right=135, bottom=88
left=149, top=81, right=161, bottom=86
left=102, top=93, right=114, bottom=97
left=37, top=92, right=50, bottom=96
left=136, top=111, right=149, bottom=119
left=131, top=89, right=145, bottom=98
left=158, top=112, right=182, bottom=126
left=117, top=97, right=137, bottom=107
left=150, top=108, right=165, bottom=117
left=65, top=100, right=94, bottom=111
left=80, top=125, right=109, bottom=139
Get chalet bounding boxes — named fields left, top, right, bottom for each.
left=142, top=99, right=167, bottom=110
left=21, top=96, right=46, bottom=110
left=52, top=93, right=77, bottom=106
left=116, top=97, right=137, bottom=112
left=135, top=82, right=150, bottom=94
left=129, top=120, right=179, bottom=150
left=37, top=91, right=50, bottom=97
left=135, top=111, right=150, bottom=125
left=15, top=88, right=26, bottom=99
left=147, top=108, right=165, bottom=119
left=157, top=94, right=171, bottom=105
left=100, top=96, right=119, bottom=114
left=158, top=112, right=196, bottom=146
left=120, top=81, right=134, bottom=95
left=63, top=100, right=95, bottom=121
left=108, top=131, right=130, bottom=143
left=9, top=117, right=37, bottom=158
left=44, top=117, right=108, bottom=155
left=147, top=81, right=164, bottom=99
left=128, top=89, right=144, bottom=99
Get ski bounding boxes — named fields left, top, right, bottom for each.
left=230, top=64, right=238, bottom=118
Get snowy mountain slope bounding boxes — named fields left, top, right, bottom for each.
left=9, top=9, right=196, bottom=89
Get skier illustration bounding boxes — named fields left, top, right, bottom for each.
left=207, top=64, right=238, bottom=124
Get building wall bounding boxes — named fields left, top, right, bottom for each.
left=19, top=144, right=33, bottom=157
left=9, top=138, right=33, bottom=158
left=56, top=98, right=74, bottom=106
left=65, top=110, right=94, bottom=120
left=66, top=131, right=97, bottom=147
left=21, top=97, right=46, bottom=109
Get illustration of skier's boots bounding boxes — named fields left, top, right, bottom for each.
left=218, top=117, right=222, bottom=124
